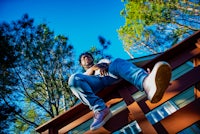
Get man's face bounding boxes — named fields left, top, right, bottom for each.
left=80, top=54, right=94, bottom=68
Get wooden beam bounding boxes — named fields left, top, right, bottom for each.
left=118, top=86, right=136, bottom=105
left=160, top=98, right=200, bottom=133
left=143, top=30, right=200, bottom=70
left=127, top=102, right=158, bottom=134
left=195, top=38, right=200, bottom=48
left=193, top=39, right=200, bottom=98
left=35, top=103, right=89, bottom=133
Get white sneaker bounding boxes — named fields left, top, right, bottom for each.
left=143, top=61, right=172, bottom=103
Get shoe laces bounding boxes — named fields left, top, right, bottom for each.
left=94, top=111, right=100, bottom=119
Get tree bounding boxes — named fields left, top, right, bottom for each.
left=118, top=0, right=200, bottom=58
left=89, top=36, right=112, bottom=62
left=0, top=23, right=20, bottom=134
left=0, top=14, right=77, bottom=133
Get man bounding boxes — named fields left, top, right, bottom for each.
left=68, top=52, right=172, bottom=130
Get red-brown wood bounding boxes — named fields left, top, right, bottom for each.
left=36, top=31, right=200, bottom=134
left=193, top=51, right=200, bottom=99
left=160, top=98, right=200, bottom=133
left=141, top=30, right=200, bottom=70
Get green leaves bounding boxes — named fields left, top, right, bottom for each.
left=88, top=36, right=112, bottom=63
left=118, top=0, right=199, bottom=57
left=0, top=22, right=20, bottom=134
left=0, top=14, right=77, bottom=133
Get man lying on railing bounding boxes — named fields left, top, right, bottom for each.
left=68, top=52, right=172, bottom=131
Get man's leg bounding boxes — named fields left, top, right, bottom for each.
left=109, top=58, right=171, bottom=103
left=109, top=58, right=148, bottom=91
left=68, top=73, right=117, bottom=130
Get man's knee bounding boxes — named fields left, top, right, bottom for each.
left=113, top=58, right=123, bottom=62
left=68, top=73, right=84, bottom=87
left=109, top=58, right=124, bottom=73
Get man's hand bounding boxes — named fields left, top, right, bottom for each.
left=84, top=63, right=109, bottom=76
left=96, top=63, right=109, bottom=76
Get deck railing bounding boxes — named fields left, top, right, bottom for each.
left=36, top=30, right=200, bottom=134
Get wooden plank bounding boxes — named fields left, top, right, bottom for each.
left=196, top=38, right=200, bottom=48
left=169, top=47, right=200, bottom=69
left=118, top=86, right=135, bottom=105
left=35, top=103, right=89, bottom=133
left=143, top=30, right=200, bottom=70
left=49, top=128, right=58, bottom=134
left=59, top=111, right=93, bottom=133
left=136, top=99, right=168, bottom=134
left=160, top=98, right=200, bottom=133
left=127, top=102, right=158, bottom=134
left=193, top=53, right=200, bottom=98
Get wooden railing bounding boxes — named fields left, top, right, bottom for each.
left=36, top=30, right=200, bottom=134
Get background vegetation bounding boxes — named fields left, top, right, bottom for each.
left=0, top=0, right=199, bottom=133
left=118, top=0, right=200, bottom=58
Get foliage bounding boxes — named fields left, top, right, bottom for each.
left=0, top=28, right=20, bottom=133
left=0, top=14, right=77, bottom=133
left=89, top=36, right=112, bottom=62
left=118, top=0, right=200, bottom=57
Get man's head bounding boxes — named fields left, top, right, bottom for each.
left=79, top=52, right=94, bottom=70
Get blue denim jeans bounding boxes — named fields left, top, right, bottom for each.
left=68, top=58, right=148, bottom=112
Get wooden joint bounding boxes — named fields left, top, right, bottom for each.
left=195, top=38, right=200, bottom=48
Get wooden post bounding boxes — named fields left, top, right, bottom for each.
left=194, top=38, right=200, bottom=98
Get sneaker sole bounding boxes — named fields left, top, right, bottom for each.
left=150, top=62, right=172, bottom=103
left=90, top=111, right=112, bottom=131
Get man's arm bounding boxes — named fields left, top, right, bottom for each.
left=84, top=65, right=98, bottom=75
left=84, top=63, right=109, bottom=76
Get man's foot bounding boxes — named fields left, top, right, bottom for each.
left=143, top=61, right=172, bottom=103
left=90, top=107, right=112, bottom=131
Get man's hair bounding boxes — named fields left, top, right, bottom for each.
left=78, top=52, right=94, bottom=64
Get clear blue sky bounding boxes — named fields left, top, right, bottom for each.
left=0, top=0, right=131, bottom=61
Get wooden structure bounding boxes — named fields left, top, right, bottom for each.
left=36, top=31, right=200, bottom=134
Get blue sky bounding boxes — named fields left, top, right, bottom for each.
left=0, top=0, right=131, bottom=61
